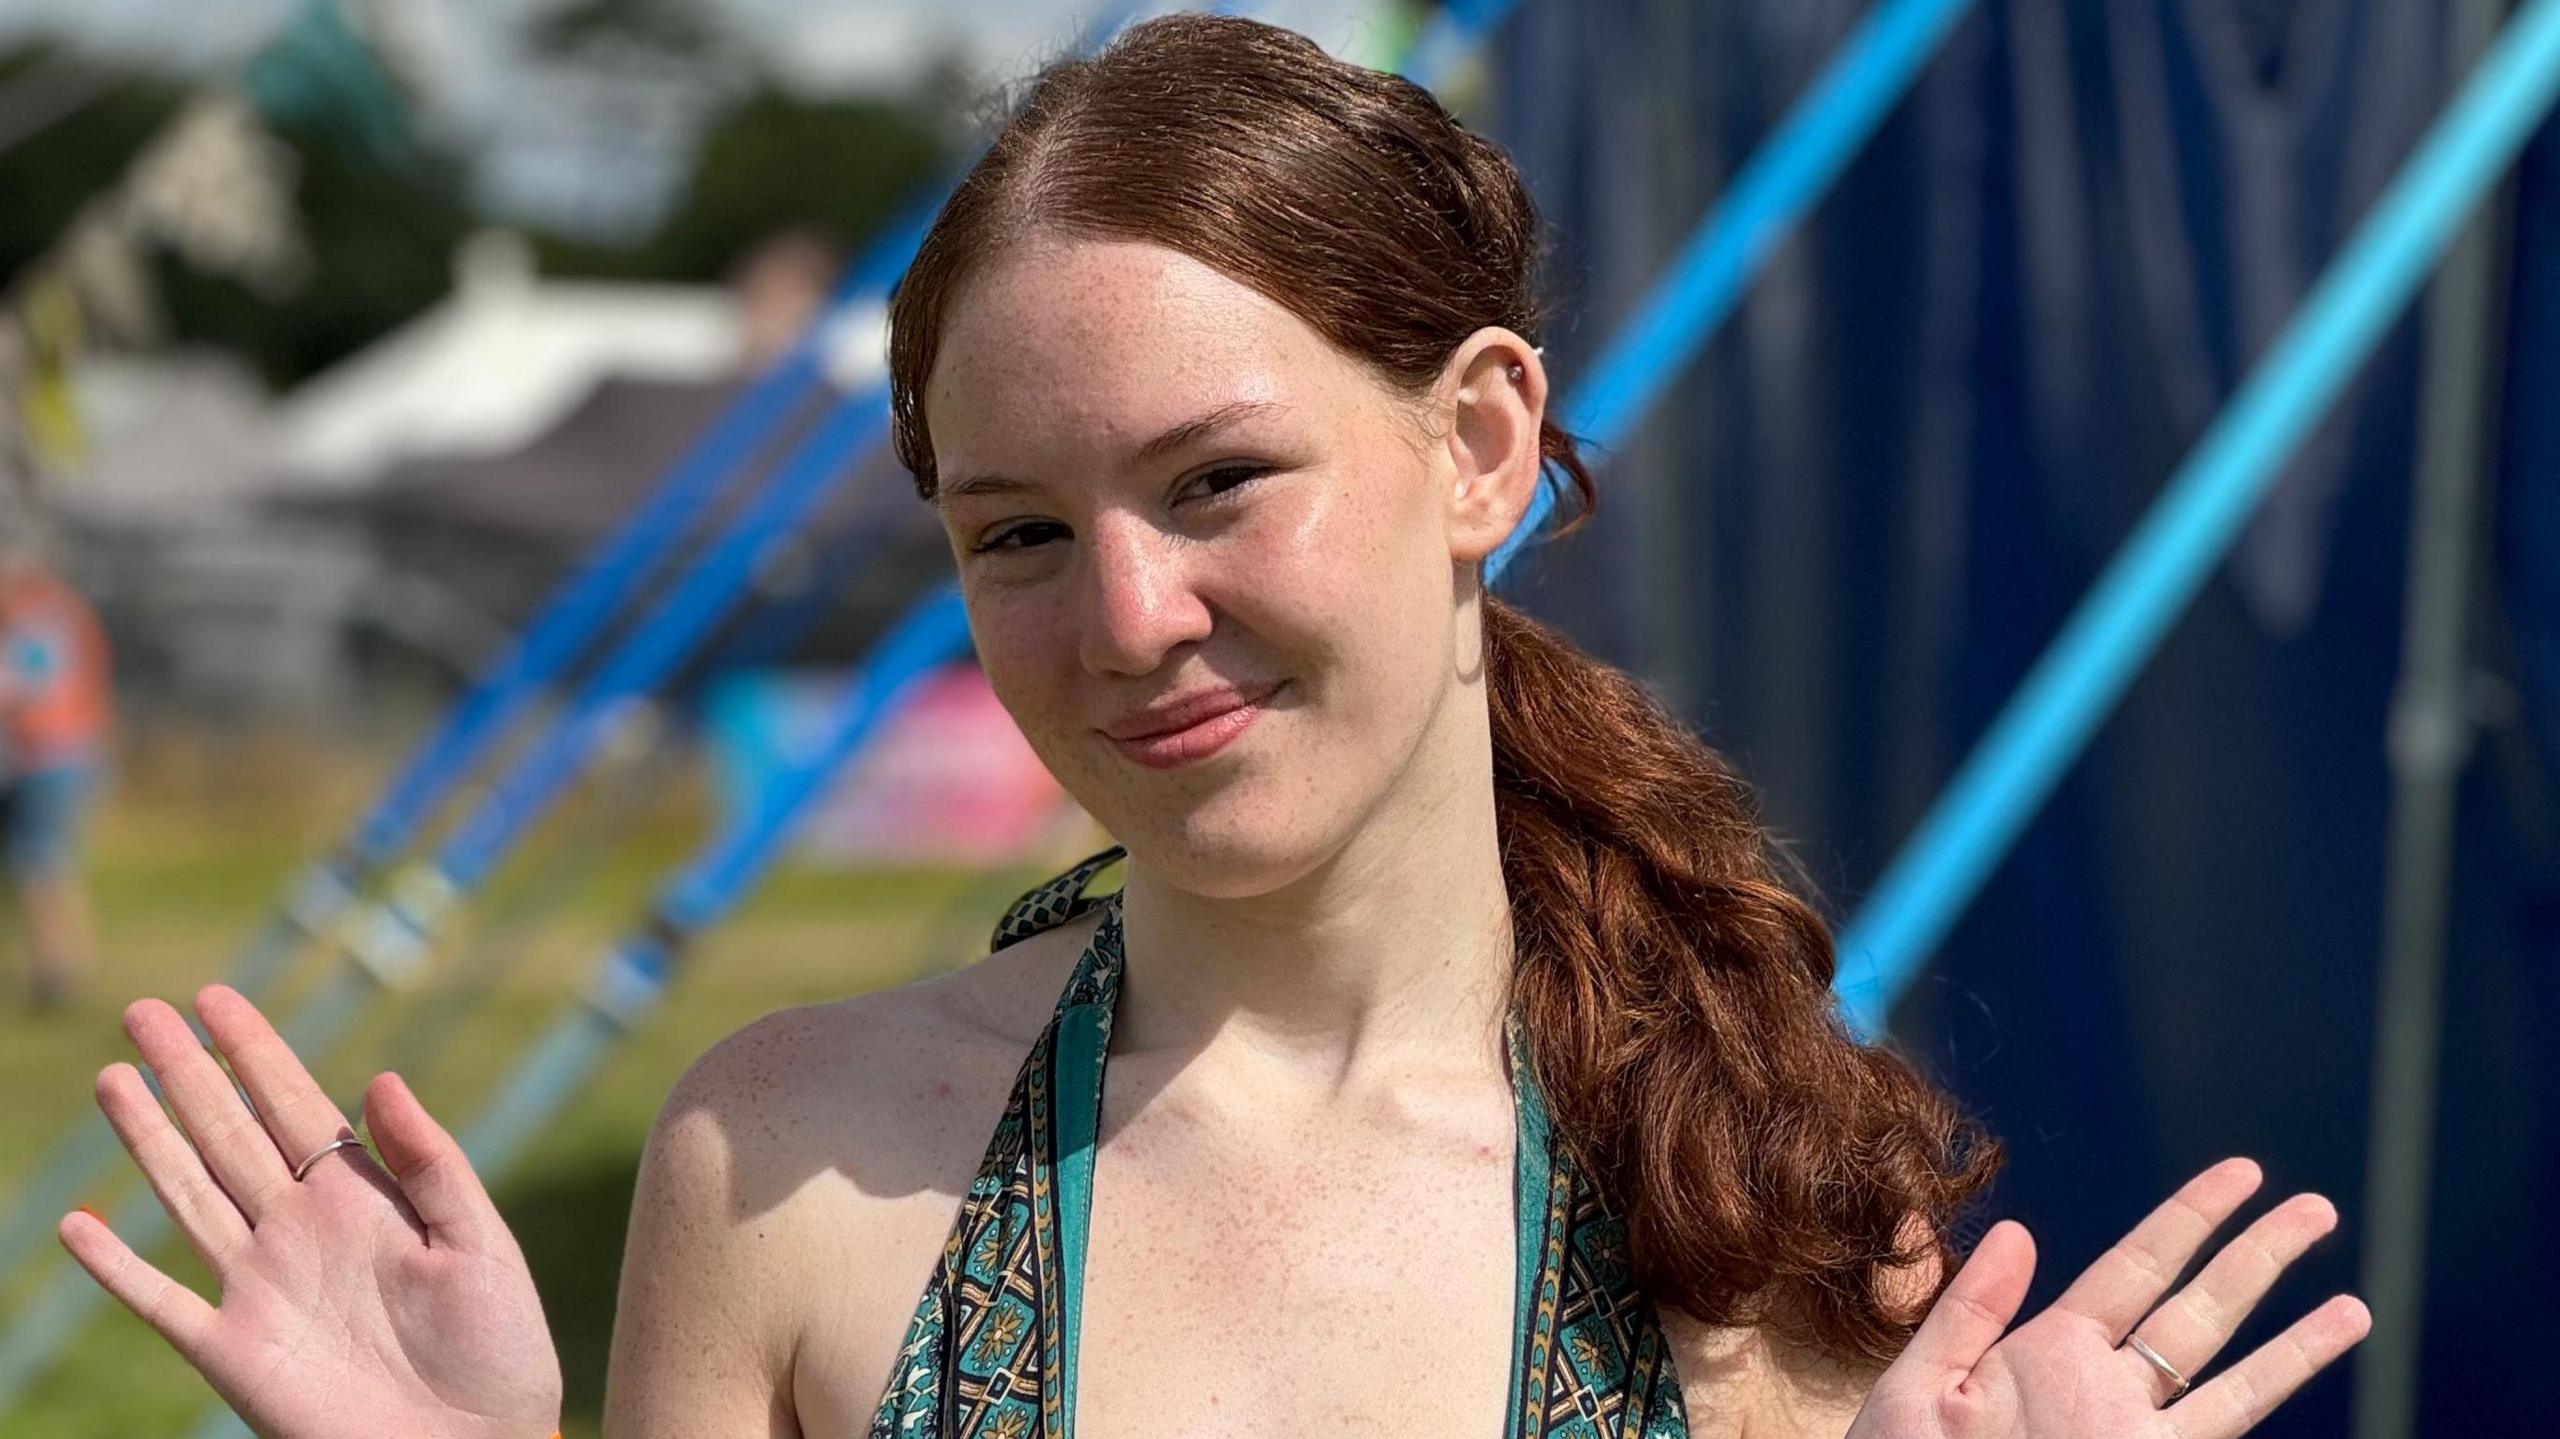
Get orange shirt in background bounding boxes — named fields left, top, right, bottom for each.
left=0, top=571, right=113, bottom=770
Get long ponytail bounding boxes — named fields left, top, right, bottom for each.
left=1488, top=445, right=1999, bottom=1361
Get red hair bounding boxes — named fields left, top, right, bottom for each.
left=887, top=13, right=1999, bottom=1366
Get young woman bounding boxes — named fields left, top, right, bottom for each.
left=59, top=16, right=2368, bottom=1438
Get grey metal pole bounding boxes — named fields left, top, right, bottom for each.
left=2352, top=2, right=2509, bottom=1436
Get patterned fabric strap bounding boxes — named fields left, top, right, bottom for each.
left=869, top=850, right=1126, bottom=1439
left=869, top=847, right=1689, bottom=1439
left=1510, top=1069, right=1690, bottom=1437
left=988, top=846, right=1127, bottom=953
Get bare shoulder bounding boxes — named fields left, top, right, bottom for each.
left=608, top=909, right=1106, bottom=1432
left=649, top=905, right=1104, bottom=1225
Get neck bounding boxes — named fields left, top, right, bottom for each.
left=1112, top=700, right=1513, bottom=1093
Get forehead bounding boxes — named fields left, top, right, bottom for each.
left=926, top=238, right=1364, bottom=475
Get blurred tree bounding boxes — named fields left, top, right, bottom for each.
left=5, top=0, right=953, bottom=387
left=528, top=0, right=745, bottom=70
left=636, top=88, right=947, bottom=282
left=151, top=109, right=473, bottom=387
left=0, top=35, right=471, bottom=390
left=0, top=46, right=185, bottom=287
left=174, top=1, right=469, bottom=384
left=515, top=0, right=948, bottom=286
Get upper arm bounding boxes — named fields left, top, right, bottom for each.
left=603, top=1022, right=807, bottom=1438
left=597, top=934, right=1085, bottom=1437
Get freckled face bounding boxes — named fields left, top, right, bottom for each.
left=926, top=239, right=1469, bottom=897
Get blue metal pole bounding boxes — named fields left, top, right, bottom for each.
left=0, top=301, right=852, bottom=1286
left=467, top=586, right=973, bottom=1171
left=437, top=396, right=892, bottom=893
left=9, top=504, right=907, bottom=1399
left=1833, top=0, right=2560, bottom=1039
left=0, top=403, right=888, bottom=1304
left=383, top=502, right=905, bottom=1080
left=1489, top=0, right=1982, bottom=580
left=172, top=590, right=970, bottom=1439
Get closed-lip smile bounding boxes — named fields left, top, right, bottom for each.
left=1101, top=679, right=1285, bottom=767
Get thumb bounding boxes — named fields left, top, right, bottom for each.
left=364, top=1071, right=503, bottom=1251
left=1892, top=1219, right=2037, bottom=1378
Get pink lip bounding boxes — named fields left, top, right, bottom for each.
left=1102, top=681, right=1283, bottom=769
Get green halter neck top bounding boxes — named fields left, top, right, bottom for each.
left=867, top=848, right=1692, bottom=1438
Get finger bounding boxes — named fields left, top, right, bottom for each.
left=94, top=1062, right=252, bottom=1272
left=2053, top=1157, right=2263, bottom=1339
left=194, top=985, right=368, bottom=1191
left=124, top=998, right=291, bottom=1222
left=2168, top=1294, right=2371, bottom=1439
left=1893, top=1219, right=2036, bottom=1377
left=364, top=1072, right=503, bottom=1251
left=57, top=1207, right=219, bottom=1364
left=2125, top=1191, right=2338, bottom=1385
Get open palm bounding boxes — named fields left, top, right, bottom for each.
left=57, top=985, right=560, bottom=1439
left=1851, top=1159, right=2371, bottom=1439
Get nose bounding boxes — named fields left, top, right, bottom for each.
left=1075, top=510, right=1214, bottom=677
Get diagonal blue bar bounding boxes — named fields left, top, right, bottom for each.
left=1491, top=0, right=1981, bottom=579
left=349, top=345, right=823, bottom=870
left=433, top=390, right=891, bottom=891
left=1833, top=0, right=2560, bottom=1039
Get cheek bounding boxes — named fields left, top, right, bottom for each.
left=1307, top=457, right=1452, bottom=629
left=967, top=590, right=1080, bottom=738
left=1260, top=442, right=1447, bottom=598
left=1214, top=466, right=1457, bottom=719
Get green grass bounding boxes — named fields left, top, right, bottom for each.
left=0, top=747, right=1066, bottom=1437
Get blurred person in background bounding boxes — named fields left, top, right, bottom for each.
left=731, top=226, right=843, bottom=368
left=0, top=526, right=113, bottom=1010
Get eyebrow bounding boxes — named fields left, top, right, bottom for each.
left=1133, top=399, right=1287, bottom=464
left=937, top=399, right=1289, bottom=505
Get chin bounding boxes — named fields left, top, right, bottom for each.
left=1100, top=783, right=1350, bottom=901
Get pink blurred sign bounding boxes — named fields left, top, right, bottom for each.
left=705, top=663, right=1073, bottom=865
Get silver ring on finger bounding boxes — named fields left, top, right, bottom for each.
left=2123, top=1333, right=2193, bottom=1404
left=291, top=1134, right=366, bottom=1183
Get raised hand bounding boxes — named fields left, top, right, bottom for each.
left=1850, top=1158, right=2371, bottom=1439
left=56, top=985, right=562, bottom=1439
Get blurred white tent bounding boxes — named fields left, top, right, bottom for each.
left=272, top=229, right=885, bottom=487
left=274, top=230, right=732, bottom=486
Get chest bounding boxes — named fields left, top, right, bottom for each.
left=1072, top=1088, right=1524, bottom=1437
left=789, top=1076, right=1825, bottom=1439
left=815, top=903, right=1707, bottom=1439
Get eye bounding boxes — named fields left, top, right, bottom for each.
left=1182, top=464, right=1272, bottom=504
left=972, top=519, right=1070, bottom=554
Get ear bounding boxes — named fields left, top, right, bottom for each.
left=1437, top=327, right=1549, bottom=565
